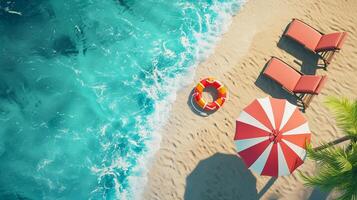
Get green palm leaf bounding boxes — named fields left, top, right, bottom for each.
left=325, top=96, right=357, bottom=138
left=301, top=143, right=357, bottom=200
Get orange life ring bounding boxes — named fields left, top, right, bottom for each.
left=193, top=77, right=227, bottom=111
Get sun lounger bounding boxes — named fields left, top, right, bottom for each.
left=263, top=57, right=327, bottom=108
left=284, top=18, right=347, bottom=65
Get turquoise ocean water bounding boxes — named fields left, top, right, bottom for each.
left=0, top=0, right=244, bottom=199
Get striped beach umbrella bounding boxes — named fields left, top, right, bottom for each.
left=234, top=97, right=311, bottom=176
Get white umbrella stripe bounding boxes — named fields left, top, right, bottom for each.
left=282, top=122, right=310, bottom=135
left=277, top=143, right=291, bottom=176
left=237, top=111, right=271, bottom=133
left=235, top=136, right=269, bottom=152
left=257, top=97, right=276, bottom=130
left=279, top=101, right=297, bottom=131
left=282, top=139, right=306, bottom=161
left=249, top=143, right=274, bottom=175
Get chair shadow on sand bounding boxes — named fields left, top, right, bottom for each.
left=184, top=153, right=260, bottom=200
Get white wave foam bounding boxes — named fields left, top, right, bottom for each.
left=87, top=1, right=248, bottom=199
left=127, top=1, right=248, bottom=200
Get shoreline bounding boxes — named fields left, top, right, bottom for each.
left=135, top=2, right=247, bottom=198
left=144, top=0, right=357, bottom=199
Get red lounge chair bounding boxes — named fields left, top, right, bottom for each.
left=263, top=57, right=327, bottom=108
left=284, top=19, right=347, bottom=65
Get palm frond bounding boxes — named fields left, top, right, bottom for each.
left=325, top=96, right=357, bottom=137
left=301, top=143, right=357, bottom=200
left=306, top=143, right=349, bottom=170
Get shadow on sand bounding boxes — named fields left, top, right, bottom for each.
left=257, top=177, right=278, bottom=199
left=308, top=187, right=330, bottom=200
left=184, top=153, right=259, bottom=200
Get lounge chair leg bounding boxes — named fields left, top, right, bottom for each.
left=293, top=93, right=306, bottom=110
left=302, top=94, right=315, bottom=109
left=318, top=50, right=337, bottom=70
left=326, top=51, right=336, bottom=64
left=318, top=52, right=329, bottom=70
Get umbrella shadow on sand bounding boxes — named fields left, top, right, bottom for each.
left=184, top=153, right=259, bottom=200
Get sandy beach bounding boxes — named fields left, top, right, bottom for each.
left=144, top=0, right=357, bottom=199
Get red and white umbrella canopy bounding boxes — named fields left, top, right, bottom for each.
left=234, top=97, right=311, bottom=176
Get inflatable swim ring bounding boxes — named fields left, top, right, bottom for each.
left=193, top=77, right=227, bottom=111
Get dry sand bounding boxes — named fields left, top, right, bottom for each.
left=144, top=0, right=357, bottom=199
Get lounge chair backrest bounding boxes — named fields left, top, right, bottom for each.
left=263, top=57, right=302, bottom=92
left=285, top=19, right=348, bottom=54
left=284, top=19, right=322, bottom=52
left=314, top=75, right=328, bottom=94
left=315, top=32, right=348, bottom=52
left=293, top=75, right=326, bottom=94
